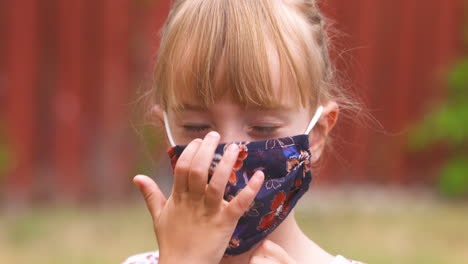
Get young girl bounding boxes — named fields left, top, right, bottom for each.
left=124, top=0, right=366, bottom=263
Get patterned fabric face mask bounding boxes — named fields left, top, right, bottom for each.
left=163, top=106, right=323, bottom=256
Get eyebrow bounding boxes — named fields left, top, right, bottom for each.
left=247, top=104, right=294, bottom=111
left=179, top=104, right=208, bottom=111
left=179, top=103, right=295, bottom=111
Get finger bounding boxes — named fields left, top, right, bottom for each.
left=249, top=255, right=277, bottom=264
left=173, top=138, right=203, bottom=195
left=204, top=143, right=239, bottom=209
left=133, top=174, right=167, bottom=220
left=225, top=170, right=264, bottom=220
left=251, top=240, right=294, bottom=264
left=188, top=131, right=220, bottom=199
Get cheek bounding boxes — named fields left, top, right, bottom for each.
left=308, top=133, right=326, bottom=162
left=308, top=129, right=320, bottom=148
left=169, top=127, right=201, bottom=145
left=288, top=115, right=313, bottom=135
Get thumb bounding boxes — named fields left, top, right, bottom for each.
left=133, top=174, right=167, bottom=220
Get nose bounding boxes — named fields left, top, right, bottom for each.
left=217, top=129, right=250, bottom=144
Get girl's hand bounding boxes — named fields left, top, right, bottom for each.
left=133, top=131, right=264, bottom=264
left=249, top=240, right=297, bottom=264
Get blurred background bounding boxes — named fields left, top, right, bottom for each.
left=0, top=0, right=467, bottom=263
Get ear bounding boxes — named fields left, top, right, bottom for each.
left=309, top=101, right=339, bottom=162
left=151, top=104, right=165, bottom=127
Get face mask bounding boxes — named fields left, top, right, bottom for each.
left=163, top=106, right=323, bottom=256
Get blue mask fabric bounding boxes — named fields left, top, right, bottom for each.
left=163, top=106, right=324, bottom=256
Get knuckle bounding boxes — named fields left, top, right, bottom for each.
left=242, top=185, right=256, bottom=199
left=249, top=255, right=259, bottom=262
left=262, top=240, right=276, bottom=252
left=142, top=189, right=154, bottom=202
left=189, top=192, right=205, bottom=202
left=171, top=194, right=182, bottom=203
left=174, top=162, right=189, bottom=175
left=203, top=194, right=220, bottom=211
left=235, top=196, right=251, bottom=213
left=224, top=154, right=239, bottom=166
left=222, top=150, right=238, bottom=161
left=213, top=162, right=229, bottom=177
left=256, top=241, right=267, bottom=251
left=262, top=240, right=283, bottom=253
left=249, top=255, right=265, bottom=264
left=190, top=166, right=206, bottom=177
left=206, top=183, right=223, bottom=197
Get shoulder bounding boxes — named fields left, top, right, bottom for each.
left=330, top=255, right=367, bottom=264
left=121, top=251, right=159, bottom=264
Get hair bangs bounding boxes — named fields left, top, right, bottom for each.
left=155, top=0, right=323, bottom=111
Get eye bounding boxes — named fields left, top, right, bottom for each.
left=251, top=126, right=279, bottom=134
left=183, top=125, right=210, bottom=133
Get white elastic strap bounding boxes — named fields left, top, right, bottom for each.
left=163, top=111, right=176, bottom=147
left=304, top=106, right=324, bottom=135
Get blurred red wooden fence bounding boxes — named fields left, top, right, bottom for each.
left=0, top=0, right=466, bottom=204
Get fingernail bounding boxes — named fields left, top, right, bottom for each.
left=207, top=131, right=220, bottom=139
left=134, top=175, right=144, bottom=180
left=253, top=171, right=264, bottom=183
left=228, top=143, right=239, bottom=152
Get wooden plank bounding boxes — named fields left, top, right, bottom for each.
left=314, top=0, right=354, bottom=185
left=386, top=0, right=418, bottom=184
left=0, top=0, right=5, bottom=100
left=55, top=0, right=86, bottom=201
left=80, top=0, right=105, bottom=200
left=35, top=0, right=60, bottom=200
left=325, top=0, right=376, bottom=183
left=405, top=0, right=448, bottom=184
left=96, top=0, right=131, bottom=200
left=4, top=0, right=39, bottom=205
left=350, top=0, right=379, bottom=183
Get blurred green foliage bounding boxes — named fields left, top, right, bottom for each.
left=409, top=57, right=468, bottom=197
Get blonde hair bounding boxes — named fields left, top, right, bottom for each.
left=150, top=0, right=344, bottom=111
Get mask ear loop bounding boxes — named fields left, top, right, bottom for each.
left=164, top=107, right=323, bottom=146
left=163, top=111, right=176, bottom=147
left=304, top=106, right=324, bottom=135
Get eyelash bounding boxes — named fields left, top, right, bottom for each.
left=183, top=125, right=279, bottom=134
left=251, top=126, right=279, bottom=134
left=183, top=125, right=210, bottom=132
